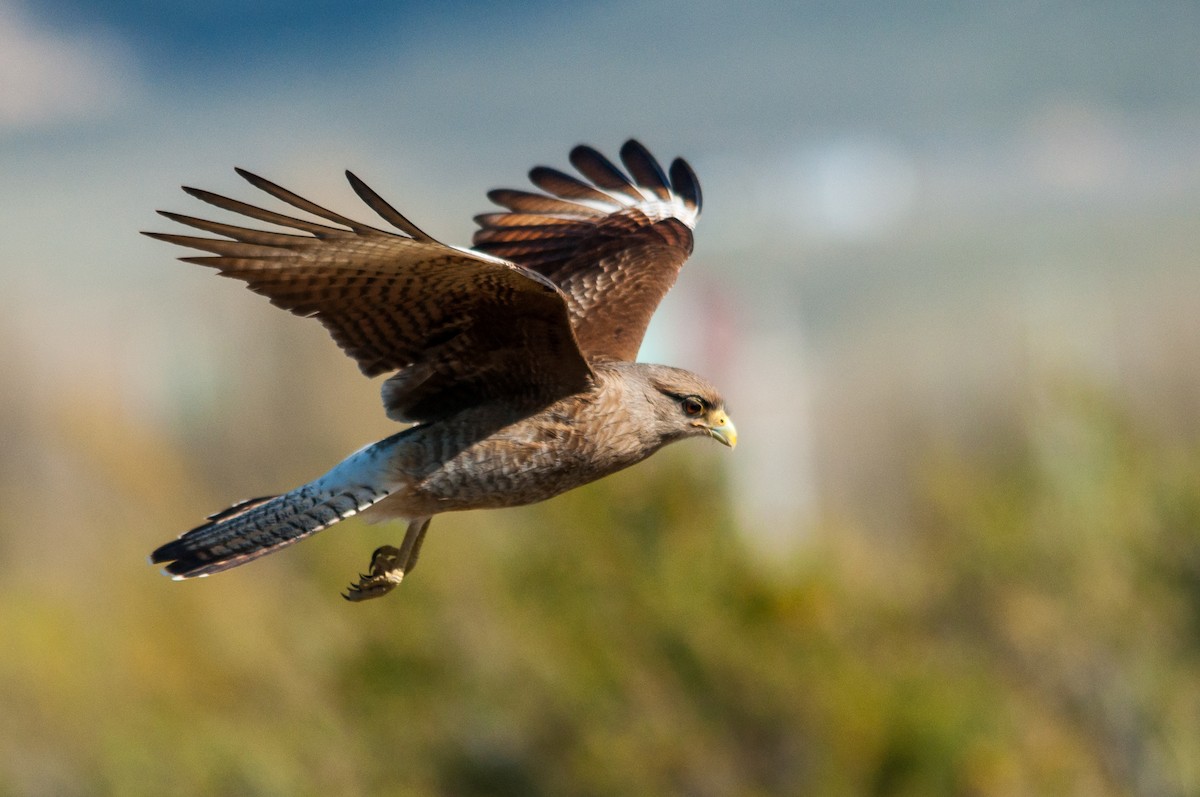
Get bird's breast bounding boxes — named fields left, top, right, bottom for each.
left=393, top=398, right=651, bottom=514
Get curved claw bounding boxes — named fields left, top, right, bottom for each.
left=342, top=545, right=406, bottom=602
left=342, top=579, right=399, bottom=602
left=340, top=518, right=432, bottom=603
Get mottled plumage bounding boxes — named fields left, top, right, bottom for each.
left=147, top=140, right=735, bottom=600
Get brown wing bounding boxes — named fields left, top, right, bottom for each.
left=472, top=140, right=702, bottom=362
left=145, top=168, right=593, bottom=423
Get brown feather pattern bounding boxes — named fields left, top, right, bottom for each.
left=147, top=170, right=593, bottom=423
left=473, top=139, right=702, bottom=362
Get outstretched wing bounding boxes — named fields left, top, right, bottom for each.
left=472, top=139, right=702, bottom=363
left=146, top=169, right=593, bottom=423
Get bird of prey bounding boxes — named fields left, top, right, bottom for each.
left=147, top=140, right=736, bottom=601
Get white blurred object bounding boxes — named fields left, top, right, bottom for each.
left=0, top=0, right=138, bottom=129
left=793, top=137, right=918, bottom=241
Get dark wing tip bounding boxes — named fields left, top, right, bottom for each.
left=231, top=167, right=272, bottom=194
left=619, top=139, right=672, bottom=201
left=180, top=185, right=211, bottom=201
left=669, top=157, right=702, bottom=215
left=568, top=144, right=643, bottom=201
left=528, top=165, right=616, bottom=205
left=141, top=230, right=180, bottom=244
left=344, top=169, right=435, bottom=242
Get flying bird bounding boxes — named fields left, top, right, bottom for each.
left=147, top=140, right=736, bottom=600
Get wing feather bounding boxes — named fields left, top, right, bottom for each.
left=486, top=189, right=605, bottom=217
left=148, top=171, right=593, bottom=423
left=233, top=168, right=387, bottom=235
left=344, top=170, right=437, bottom=242
left=619, top=139, right=672, bottom=202
left=568, top=145, right=645, bottom=204
left=668, top=158, right=703, bottom=215
left=181, top=186, right=346, bottom=236
left=473, top=140, right=701, bottom=362
left=473, top=212, right=592, bottom=229
left=528, top=166, right=617, bottom=205
left=156, top=211, right=311, bottom=246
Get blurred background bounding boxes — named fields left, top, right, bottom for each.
left=3, top=1, right=1200, bottom=794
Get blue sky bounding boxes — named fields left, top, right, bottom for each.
left=14, top=1, right=1200, bottom=143
left=9, top=0, right=1200, bottom=261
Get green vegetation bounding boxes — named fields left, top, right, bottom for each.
left=2, top=372, right=1197, bottom=796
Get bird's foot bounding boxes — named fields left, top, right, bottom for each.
left=342, top=545, right=408, bottom=602
left=340, top=517, right=431, bottom=603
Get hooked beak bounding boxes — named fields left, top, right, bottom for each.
left=696, top=410, right=737, bottom=449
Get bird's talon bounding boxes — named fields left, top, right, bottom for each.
left=342, top=544, right=411, bottom=602
left=342, top=576, right=399, bottom=602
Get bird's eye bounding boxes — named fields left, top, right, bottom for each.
left=682, top=396, right=705, bottom=416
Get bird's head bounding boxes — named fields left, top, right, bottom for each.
left=633, top=364, right=737, bottom=449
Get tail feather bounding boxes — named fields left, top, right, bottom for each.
left=202, top=495, right=278, bottom=524
left=150, top=435, right=404, bottom=579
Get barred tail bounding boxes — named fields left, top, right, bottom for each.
left=150, top=434, right=404, bottom=579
